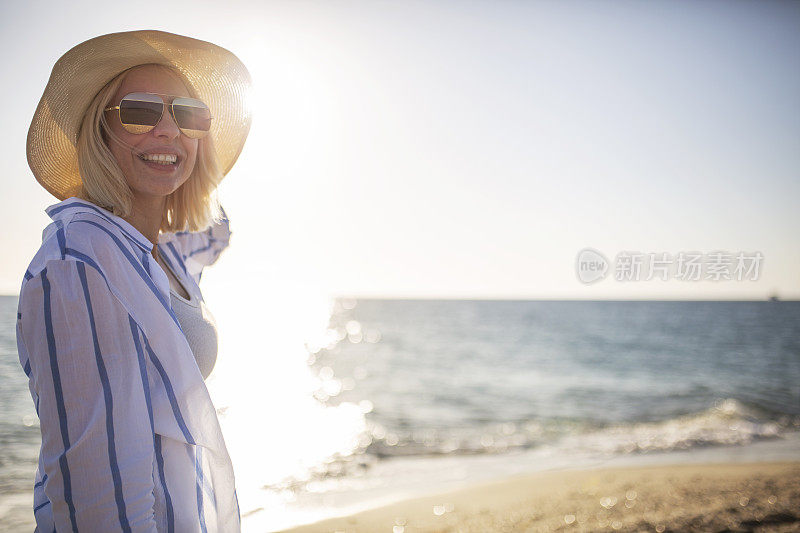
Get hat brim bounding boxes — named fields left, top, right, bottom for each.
left=27, top=29, right=252, bottom=200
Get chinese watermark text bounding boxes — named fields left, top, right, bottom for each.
left=576, top=249, right=763, bottom=284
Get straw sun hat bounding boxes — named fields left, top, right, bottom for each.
left=27, top=29, right=253, bottom=200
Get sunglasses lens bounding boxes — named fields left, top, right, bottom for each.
left=173, top=97, right=212, bottom=139
left=118, top=93, right=163, bottom=134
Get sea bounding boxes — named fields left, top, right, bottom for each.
left=1, top=296, right=799, bottom=531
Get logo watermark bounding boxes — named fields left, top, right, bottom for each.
left=575, top=249, right=763, bottom=284
left=575, top=248, right=609, bottom=284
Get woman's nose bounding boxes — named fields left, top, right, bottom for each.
left=152, top=106, right=181, bottom=139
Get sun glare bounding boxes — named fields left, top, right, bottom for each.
left=201, top=263, right=366, bottom=529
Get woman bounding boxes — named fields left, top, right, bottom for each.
left=17, top=30, right=252, bottom=532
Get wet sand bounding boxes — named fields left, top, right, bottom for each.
left=277, top=462, right=800, bottom=532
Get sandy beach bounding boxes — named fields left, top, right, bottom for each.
left=277, top=461, right=800, bottom=532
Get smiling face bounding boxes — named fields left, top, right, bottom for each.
left=104, top=64, right=198, bottom=200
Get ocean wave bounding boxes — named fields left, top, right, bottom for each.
left=357, top=398, right=796, bottom=461
left=555, top=398, right=793, bottom=456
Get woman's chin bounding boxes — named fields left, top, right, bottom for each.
left=132, top=178, right=188, bottom=198
left=131, top=169, right=190, bottom=195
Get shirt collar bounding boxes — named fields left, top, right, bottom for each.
left=45, top=196, right=155, bottom=254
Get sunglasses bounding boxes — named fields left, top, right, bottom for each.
left=104, top=92, right=213, bottom=139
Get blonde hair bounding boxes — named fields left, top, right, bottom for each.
left=76, top=63, right=224, bottom=233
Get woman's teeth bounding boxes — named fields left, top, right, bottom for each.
left=140, top=154, right=177, bottom=165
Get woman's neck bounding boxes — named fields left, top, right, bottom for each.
left=122, top=194, right=166, bottom=249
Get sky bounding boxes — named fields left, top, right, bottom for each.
left=1, top=0, right=798, bottom=300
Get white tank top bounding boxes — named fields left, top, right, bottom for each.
left=156, top=250, right=218, bottom=380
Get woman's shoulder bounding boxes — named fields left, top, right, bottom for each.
left=156, top=207, right=232, bottom=284
left=22, top=209, right=145, bottom=288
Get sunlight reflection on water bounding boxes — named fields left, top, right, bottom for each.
left=203, top=281, right=366, bottom=528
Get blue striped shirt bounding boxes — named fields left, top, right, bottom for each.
left=16, top=197, right=240, bottom=532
